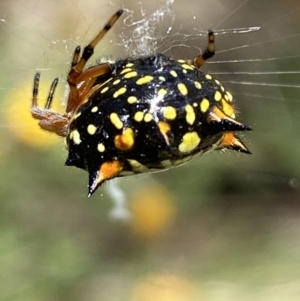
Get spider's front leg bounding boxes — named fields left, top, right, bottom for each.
left=66, top=9, right=124, bottom=114
left=30, top=10, right=124, bottom=136
left=31, top=72, right=69, bottom=137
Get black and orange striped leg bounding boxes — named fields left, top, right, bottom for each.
left=193, top=30, right=215, bottom=68
left=30, top=10, right=124, bottom=137
left=66, top=9, right=124, bottom=113
left=31, top=73, right=69, bottom=137
left=32, top=73, right=58, bottom=110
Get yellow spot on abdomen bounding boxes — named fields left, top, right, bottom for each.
left=70, top=129, right=82, bottom=145
left=205, top=74, right=212, bottom=80
left=134, top=111, right=144, bottom=122
left=114, top=128, right=135, bottom=150
left=194, top=81, right=202, bottom=89
left=101, top=86, right=109, bottom=94
left=221, top=98, right=235, bottom=118
left=97, top=143, right=105, bottom=152
left=120, top=68, right=132, bottom=74
left=177, top=83, right=188, bottom=96
left=136, top=75, right=154, bottom=85
left=87, top=124, right=97, bottom=135
left=123, top=71, right=138, bottom=79
left=128, top=96, right=138, bottom=104
left=163, top=106, right=177, bottom=120
left=110, top=113, right=123, bottom=129
left=113, top=87, right=127, bottom=98
left=91, top=106, right=98, bottom=113
left=158, top=88, right=168, bottom=96
left=125, top=62, right=134, bottom=67
left=181, top=63, right=194, bottom=71
left=200, top=98, right=210, bottom=113
left=179, top=132, right=201, bottom=153
left=144, top=113, right=153, bottom=122
left=214, top=91, right=222, bottom=102
left=170, top=70, right=178, bottom=77
left=113, top=79, right=121, bottom=85
left=226, top=91, right=233, bottom=102
left=185, top=104, right=196, bottom=125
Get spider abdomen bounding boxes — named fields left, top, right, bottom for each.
left=65, top=54, right=250, bottom=196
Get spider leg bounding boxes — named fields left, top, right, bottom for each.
left=67, top=62, right=114, bottom=112
left=71, top=46, right=81, bottom=68
left=73, top=10, right=123, bottom=74
left=193, top=30, right=215, bottom=68
left=78, top=78, right=113, bottom=106
left=31, top=72, right=69, bottom=137
left=66, top=9, right=124, bottom=113
left=77, top=65, right=113, bottom=100
left=44, top=77, right=58, bottom=109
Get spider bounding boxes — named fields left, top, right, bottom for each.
left=31, top=9, right=251, bottom=197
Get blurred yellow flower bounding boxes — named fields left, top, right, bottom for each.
left=129, top=183, right=177, bottom=239
left=5, top=79, right=62, bottom=149
left=130, top=273, right=198, bottom=301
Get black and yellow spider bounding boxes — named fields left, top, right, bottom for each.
left=31, top=9, right=251, bottom=197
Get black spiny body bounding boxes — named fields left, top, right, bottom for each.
left=66, top=54, right=250, bottom=196
left=30, top=10, right=251, bottom=197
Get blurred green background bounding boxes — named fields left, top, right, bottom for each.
left=1, top=0, right=300, bottom=300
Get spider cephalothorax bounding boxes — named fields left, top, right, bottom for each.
left=31, top=9, right=251, bottom=197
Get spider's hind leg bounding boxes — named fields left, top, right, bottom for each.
left=193, top=30, right=215, bottom=68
